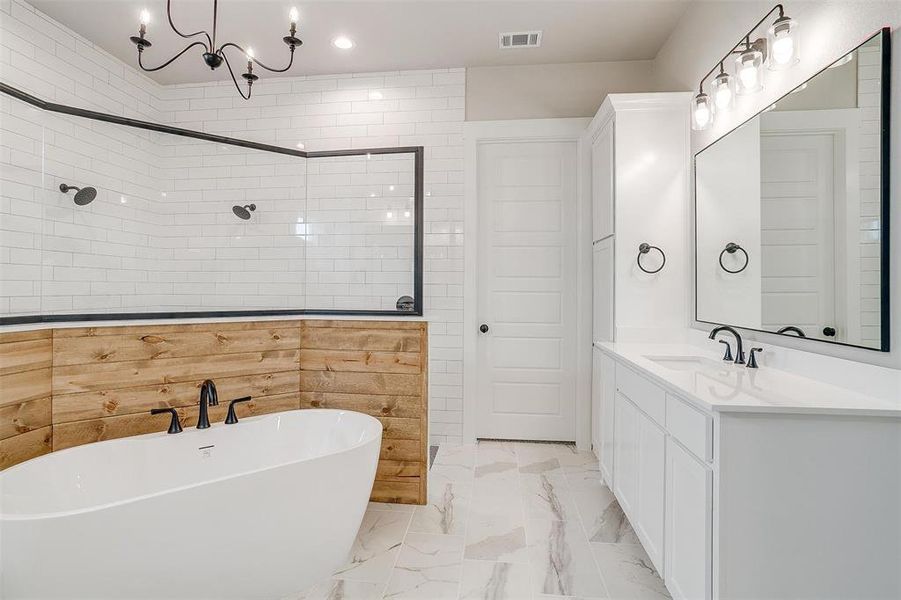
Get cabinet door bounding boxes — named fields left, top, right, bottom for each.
left=613, top=393, right=638, bottom=517
left=598, top=352, right=616, bottom=485
left=635, top=410, right=667, bottom=574
left=665, top=438, right=713, bottom=600
left=593, top=237, right=614, bottom=343
left=591, top=119, right=615, bottom=242
left=591, top=348, right=601, bottom=456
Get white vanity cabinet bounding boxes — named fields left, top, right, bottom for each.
left=665, top=436, right=713, bottom=600
left=607, top=356, right=714, bottom=599
left=597, top=343, right=901, bottom=600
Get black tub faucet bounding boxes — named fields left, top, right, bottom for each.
left=198, top=379, right=219, bottom=429
left=709, top=325, right=745, bottom=365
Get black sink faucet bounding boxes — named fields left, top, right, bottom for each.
left=198, top=379, right=219, bottom=429
left=708, top=325, right=745, bottom=365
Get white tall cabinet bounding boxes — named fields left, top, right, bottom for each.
left=586, top=92, right=690, bottom=462
left=586, top=94, right=692, bottom=596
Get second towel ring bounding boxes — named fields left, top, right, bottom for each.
left=637, top=243, right=666, bottom=274
left=719, top=242, right=749, bottom=274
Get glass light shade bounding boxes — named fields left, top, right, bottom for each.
left=712, top=72, right=734, bottom=111
left=735, top=48, right=764, bottom=95
left=767, top=16, right=800, bottom=70
left=691, top=92, right=714, bottom=131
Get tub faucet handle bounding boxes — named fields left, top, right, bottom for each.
left=150, top=408, right=183, bottom=434
left=225, top=396, right=253, bottom=424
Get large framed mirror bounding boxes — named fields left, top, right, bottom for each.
left=695, top=28, right=891, bottom=351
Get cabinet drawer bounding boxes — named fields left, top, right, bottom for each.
left=615, top=362, right=665, bottom=426
left=666, top=394, right=713, bottom=462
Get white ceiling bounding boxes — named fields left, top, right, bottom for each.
left=27, top=0, right=691, bottom=85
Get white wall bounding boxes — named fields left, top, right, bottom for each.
left=655, top=0, right=901, bottom=367
left=466, top=60, right=658, bottom=120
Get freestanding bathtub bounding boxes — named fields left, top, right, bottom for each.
left=0, top=409, right=382, bottom=599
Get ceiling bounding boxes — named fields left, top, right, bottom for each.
left=28, top=0, right=691, bottom=85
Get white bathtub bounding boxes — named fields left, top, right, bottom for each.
left=0, top=409, right=382, bottom=600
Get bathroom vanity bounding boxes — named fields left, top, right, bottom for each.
left=593, top=341, right=900, bottom=600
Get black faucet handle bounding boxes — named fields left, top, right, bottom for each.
left=747, top=347, right=763, bottom=369
left=225, top=396, right=253, bottom=424
left=717, top=339, right=733, bottom=362
left=151, top=407, right=183, bottom=434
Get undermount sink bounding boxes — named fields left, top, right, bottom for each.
left=643, top=355, right=726, bottom=372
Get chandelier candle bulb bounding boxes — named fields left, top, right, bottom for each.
left=289, top=7, right=299, bottom=26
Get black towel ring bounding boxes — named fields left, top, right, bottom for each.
left=637, top=243, right=666, bottom=274
left=719, top=242, right=749, bottom=274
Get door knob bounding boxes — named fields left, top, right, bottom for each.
left=823, top=326, right=836, bottom=337
left=479, top=324, right=489, bottom=333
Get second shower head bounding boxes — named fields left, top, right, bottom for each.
left=60, top=183, right=97, bottom=206
left=232, top=204, right=256, bottom=220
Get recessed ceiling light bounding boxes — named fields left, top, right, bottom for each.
left=296, top=142, right=305, bottom=149
left=332, top=36, right=354, bottom=50
left=369, top=90, right=383, bottom=100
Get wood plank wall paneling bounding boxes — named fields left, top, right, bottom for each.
left=0, top=320, right=428, bottom=505
left=0, top=330, right=53, bottom=469
left=300, top=320, right=428, bottom=504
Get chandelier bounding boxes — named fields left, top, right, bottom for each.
left=129, top=0, right=302, bottom=100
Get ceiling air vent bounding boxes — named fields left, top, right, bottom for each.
left=499, top=31, right=542, bottom=49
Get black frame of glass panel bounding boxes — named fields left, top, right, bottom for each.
left=0, top=81, right=424, bottom=324
left=693, top=27, right=891, bottom=352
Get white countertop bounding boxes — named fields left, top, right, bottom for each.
left=595, top=341, right=901, bottom=418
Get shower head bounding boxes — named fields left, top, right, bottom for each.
left=232, top=204, right=256, bottom=220
left=59, top=183, right=97, bottom=206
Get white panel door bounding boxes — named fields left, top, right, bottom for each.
left=476, top=141, right=578, bottom=441
left=665, top=437, right=713, bottom=600
left=593, top=236, right=614, bottom=343
left=592, top=120, right=615, bottom=242
left=759, top=132, right=837, bottom=338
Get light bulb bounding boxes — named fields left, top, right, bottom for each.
left=767, top=15, right=799, bottom=70
left=246, top=47, right=255, bottom=60
left=691, top=92, right=713, bottom=131
left=139, top=9, right=150, bottom=26
left=735, top=48, right=764, bottom=95
left=771, top=35, right=794, bottom=65
left=289, top=7, right=299, bottom=25
left=712, top=71, right=734, bottom=111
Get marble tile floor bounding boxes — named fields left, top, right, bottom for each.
left=293, top=441, right=670, bottom=600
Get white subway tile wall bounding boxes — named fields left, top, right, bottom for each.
left=857, top=42, right=882, bottom=347
left=0, top=0, right=464, bottom=444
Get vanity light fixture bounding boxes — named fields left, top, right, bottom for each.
left=690, top=4, right=799, bottom=131
left=735, top=39, right=765, bottom=95
left=711, top=65, right=735, bottom=111
left=130, top=1, right=302, bottom=100
left=691, top=92, right=714, bottom=131
left=767, top=13, right=800, bottom=69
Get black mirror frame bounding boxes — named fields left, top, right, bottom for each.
left=692, top=27, right=891, bottom=352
